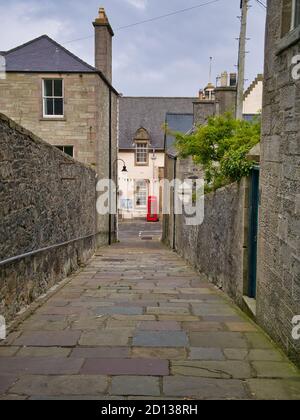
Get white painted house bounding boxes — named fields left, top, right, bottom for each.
left=118, top=97, right=196, bottom=219
left=243, top=74, right=263, bottom=117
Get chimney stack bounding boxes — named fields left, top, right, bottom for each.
left=220, top=71, right=228, bottom=87
left=93, top=8, right=114, bottom=83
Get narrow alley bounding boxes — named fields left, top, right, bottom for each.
left=0, top=222, right=299, bottom=400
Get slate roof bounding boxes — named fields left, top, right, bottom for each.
left=165, top=113, right=194, bottom=155
left=1, top=35, right=97, bottom=73
left=119, top=97, right=196, bottom=151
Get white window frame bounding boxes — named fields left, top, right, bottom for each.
left=135, top=179, right=148, bottom=208
left=135, top=142, right=149, bottom=165
left=42, top=79, right=64, bottom=118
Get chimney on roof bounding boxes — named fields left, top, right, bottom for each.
left=93, top=7, right=114, bottom=83
left=230, top=73, right=237, bottom=87
left=220, top=71, right=228, bottom=87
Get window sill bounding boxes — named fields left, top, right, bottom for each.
left=276, top=26, right=300, bottom=55
left=40, top=117, right=66, bottom=122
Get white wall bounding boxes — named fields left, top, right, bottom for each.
left=243, top=80, right=263, bottom=115
left=118, top=151, right=165, bottom=219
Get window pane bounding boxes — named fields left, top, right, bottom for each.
left=56, top=146, right=74, bottom=157
left=54, top=98, right=63, bottom=116
left=64, top=146, right=74, bottom=157
left=135, top=180, right=147, bottom=207
left=44, top=98, right=54, bottom=115
left=295, top=0, right=300, bottom=27
left=54, top=80, right=63, bottom=97
left=136, top=143, right=148, bottom=163
left=44, top=80, right=53, bottom=97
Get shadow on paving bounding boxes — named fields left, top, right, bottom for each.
left=0, top=221, right=300, bottom=400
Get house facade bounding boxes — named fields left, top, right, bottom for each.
left=257, top=0, right=300, bottom=364
left=0, top=8, right=118, bottom=246
left=118, top=97, right=196, bottom=219
left=243, top=74, right=263, bottom=118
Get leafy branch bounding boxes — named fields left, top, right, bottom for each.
left=174, top=113, right=261, bottom=192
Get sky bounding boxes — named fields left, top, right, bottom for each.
left=0, top=0, right=266, bottom=96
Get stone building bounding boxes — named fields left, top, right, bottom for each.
left=257, top=0, right=300, bottom=364
left=0, top=8, right=118, bottom=246
left=118, top=97, right=196, bottom=219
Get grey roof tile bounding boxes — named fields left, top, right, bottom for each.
left=2, top=35, right=96, bottom=73
left=165, top=113, right=194, bottom=155
left=119, top=97, right=196, bottom=150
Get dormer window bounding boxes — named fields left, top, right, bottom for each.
left=282, top=0, right=300, bottom=37
left=134, top=128, right=150, bottom=166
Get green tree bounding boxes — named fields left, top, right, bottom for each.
left=175, top=113, right=261, bottom=192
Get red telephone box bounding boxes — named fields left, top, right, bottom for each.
left=147, top=196, right=159, bottom=222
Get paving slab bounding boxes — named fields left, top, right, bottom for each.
left=0, top=347, right=20, bottom=357
left=246, top=378, right=300, bottom=400
left=189, top=348, right=225, bottom=361
left=252, top=361, right=300, bottom=378
left=79, top=330, right=132, bottom=346
left=189, top=332, right=248, bottom=349
left=13, top=331, right=81, bottom=347
left=16, top=347, right=71, bottom=358
left=71, top=347, right=130, bottom=359
left=80, top=358, right=169, bottom=375
left=93, top=307, right=143, bottom=316
left=0, top=375, right=18, bottom=394
left=171, top=360, right=252, bottom=379
left=0, top=357, right=83, bottom=375
left=163, top=376, right=250, bottom=399
left=182, top=322, right=225, bottom=332
left=133, top=331, right=188, bottom=347
left=111, top=376, right=160, bottom=397
left=137, top=321, right=181, bottom=331
left=9, top=375, right=108, bottom=397
left=248, top=349, right=285, bottom=362
left=131, top=347, right=187, bottom=360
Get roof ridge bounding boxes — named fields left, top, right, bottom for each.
left=4, top=34, right=48, bottom=54
left=5, top=35, right=97, bottom=73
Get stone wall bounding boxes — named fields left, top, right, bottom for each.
left=257, top=0, right=300, bottom=365
left=0, top=113, right=97, bottom=321
left=162, top=155, right=249, bottom=306
left=0, top=73, right=119, bottom=247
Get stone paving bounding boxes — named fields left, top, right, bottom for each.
left=0, top=223, right=300, bottom=400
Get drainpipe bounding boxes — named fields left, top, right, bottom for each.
left=173, top=156, right=177, bottom=250
left=108, top=89, right=112, bottom=245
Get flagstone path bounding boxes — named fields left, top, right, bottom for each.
left=0, top=223, right=299, bottom=400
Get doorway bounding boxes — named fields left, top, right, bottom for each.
left=248, top=166, right=260, bottom=299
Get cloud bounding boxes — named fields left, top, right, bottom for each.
left=126, top=0, right=148, bottom=10
left=0, top=0, right=266, bottom=96
left=0, top=0, right=73, bottom=51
